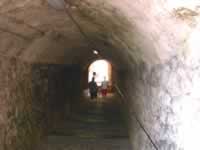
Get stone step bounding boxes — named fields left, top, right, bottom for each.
left=46, top=136, right=131, bottom=150
left=43, top=96, right=131, bottom=150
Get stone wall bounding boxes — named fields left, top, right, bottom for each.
left=0, top=56, right=82, bottom=150
left=0, top=56, right=48, bottom=150
left=120, top=56, right=200, bottom=150
left=48, top=64, right=81, bottom=128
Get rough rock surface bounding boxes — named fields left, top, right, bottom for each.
left=0, top=56, right=81, bottom=150
left=0, top=56, right=48, bottom=150
left=120, top=56, right=200, bottom=150
left=0, top=0, right=200, bottom=150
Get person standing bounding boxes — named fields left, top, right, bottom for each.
left=101, top=77, right=108, bottom=97
left=88, top=77, right=98, bottom=100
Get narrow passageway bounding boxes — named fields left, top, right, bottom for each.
left=45, top=95, right=131, bottom=150
left=0, top=0, right=200, bottom=150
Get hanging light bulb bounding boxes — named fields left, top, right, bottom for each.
left=93, top=50, right=99, bottom=55
left=47, top=0, right=66, bottom=10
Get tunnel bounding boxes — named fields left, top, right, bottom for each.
left=0, top=0, right=200, bottom=150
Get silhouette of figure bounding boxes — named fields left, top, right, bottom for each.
left=88, top=77, right=98, bottom=99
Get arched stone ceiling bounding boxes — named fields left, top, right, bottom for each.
left=0, top=0, right=199, bottom=66
left=66, top=0, right=200, bottom=64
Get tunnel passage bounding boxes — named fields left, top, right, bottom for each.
left=0, top=0, right=200, bottom=150
left=88, top=59, right=112, bottom=86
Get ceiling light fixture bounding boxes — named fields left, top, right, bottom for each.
left=93, top=50, right=99, bottom=55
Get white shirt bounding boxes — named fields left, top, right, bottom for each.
left=101, top=81, right=108, bottom=89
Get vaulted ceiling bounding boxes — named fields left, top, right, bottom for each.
left=0, top=0, right=199, bottom=66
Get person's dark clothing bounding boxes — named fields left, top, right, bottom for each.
left=89, top=81, right=98, bottom=99
left=90, top=91, right=97, bottom=99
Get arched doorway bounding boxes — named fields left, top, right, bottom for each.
left=83, top=59, right=113, bottom=97
left=88, top=59, right=112, bottom=86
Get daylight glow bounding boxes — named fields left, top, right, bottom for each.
left=189, top=28, right=200, bottom=54
left=165, top=0, right=199, bottom=10
left=179, top=96, right=200, bottom=150
left=186, top=26, right=200, bottom=66
left=88, top=60, right=110, bottom=86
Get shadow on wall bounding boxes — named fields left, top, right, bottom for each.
left=0, top=56, right=82, bottom=150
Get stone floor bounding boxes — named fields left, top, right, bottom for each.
left=41, top=95, right=131, bottom=150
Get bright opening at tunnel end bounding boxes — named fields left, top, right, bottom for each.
left=88, top=59, right=111, bottom=86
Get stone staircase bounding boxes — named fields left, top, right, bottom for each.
left=44, top=97, right=131, bottom=150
